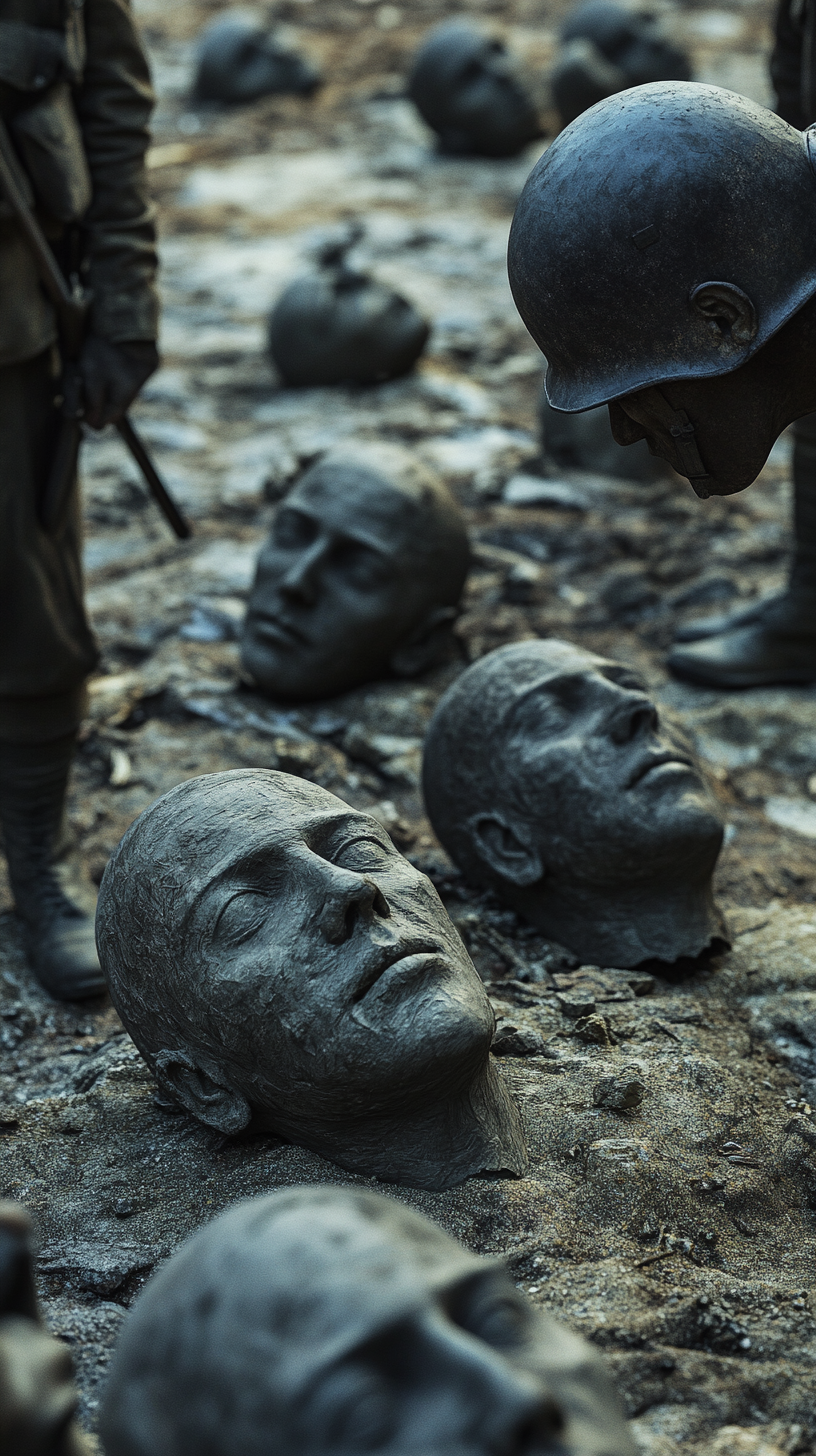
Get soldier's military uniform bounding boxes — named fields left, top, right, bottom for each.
left=0, top=0, right=158, bottom=996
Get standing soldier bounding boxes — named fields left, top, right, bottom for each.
left=0, top=0, right=158, bottom=998
left=665, top=0, right=816, bottom=685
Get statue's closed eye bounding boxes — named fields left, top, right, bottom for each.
left=212, top=890, right=272, bottom=947
left=331, top=836, right=393, bottom=874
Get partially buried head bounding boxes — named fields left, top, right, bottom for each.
left=241, top=444, right=470, bottom=701
left=100, top=1186, right=636, bottom=1456
left=423, top=640, right=725, bottom=966
left=96, top=771, right=526, bottom=1189
left=409, top=20, right=542, bottom=158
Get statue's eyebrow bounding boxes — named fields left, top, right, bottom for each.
left=290, top=492, right=406, bottom=559
left=599, top=663, right=647, bottom=690
left=506, top=670, right=588, bottom=720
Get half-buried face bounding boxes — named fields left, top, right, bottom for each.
left=423, top=639, right=725, bottom=965
left=241, top=445, right=469, bottom=701
left=100, top=1188, right=637, bottom=1456
left=409, top=20, right=542, bottom=158
left=96, top=772, right=523, bottom=1188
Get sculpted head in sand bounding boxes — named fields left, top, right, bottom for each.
left=100, top=1186, right=637, bottom=1456
left=96, top=770, right=526, bottom=1190
left=241, top=444, right=470, bottom=702
left=423, top=639, right=725, bottom=967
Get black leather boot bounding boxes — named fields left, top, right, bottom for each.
left=0, top=735, right=105, bottom=1000
left=669, top=415, right=816, bottom=687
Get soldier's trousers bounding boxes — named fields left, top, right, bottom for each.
left=0, top=349, right=98, bottom=743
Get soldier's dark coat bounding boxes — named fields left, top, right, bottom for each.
left=0, top=0, right=157, bottom=739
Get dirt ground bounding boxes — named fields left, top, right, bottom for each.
left=3, top=0, right=816, bottom=1450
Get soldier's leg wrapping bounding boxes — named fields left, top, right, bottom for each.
left=0, top=350, right=103, bottom=999
left=668, top=413, right=816, bottom=686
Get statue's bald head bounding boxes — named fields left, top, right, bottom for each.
left=423, top=639, right=603, bottom=882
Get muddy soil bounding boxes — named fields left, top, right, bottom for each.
left=2, top=1, right=816, bottom=1453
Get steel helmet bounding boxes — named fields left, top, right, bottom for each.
left=507, top=82, right=816, bottom=411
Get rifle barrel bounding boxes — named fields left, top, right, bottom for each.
left=116, top=416, right=192, bottom=540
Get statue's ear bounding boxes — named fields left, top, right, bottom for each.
left=390, top=606, right=458, bottom=678
left=154, top=1050, right=251, bottom=1136
left=689, top=281, right=758, bottom=348
left=469, top=813, right=543, bottom=888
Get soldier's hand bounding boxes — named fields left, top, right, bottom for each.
left=79, top=337, right=159, bottom=430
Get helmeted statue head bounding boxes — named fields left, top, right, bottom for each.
left=193, top=14, right=321, bottom=104
left=99, top=1187, right=637, bottom=1456
left=95, top=771, right=527, bottom=1190
left=508, top=83, right=816, bottom=497
left=408, top=21, right=542, bottom=158
left=551, top=2, right=691, bottom=128
left=423, top=639, right=725, bottom=967
left=241, top=442, right=470, bottom=702
left=269, top=234, right=429, bottom=387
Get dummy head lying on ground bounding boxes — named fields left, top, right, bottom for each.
left=95, top=771, right=527, bottom=1191
left=241, top=443, right=470, bottom=701
left=550, top=2, right=691, bottom=128
left=269, top=234, right=429, bottom=386
left=193, top=14, right=320, bottom=103
left=508, top=82, right=816, bottom=498
left=100, top=1186, right=637, bottom=1456
left=408, top=20, right=542, bottom=157
left=423, top=639, right=725, bottom=967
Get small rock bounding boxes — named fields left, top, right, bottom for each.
left=587, top=1137, right=651, bottom=1174
left=111, top=1199, right=138, bottom=1220
left=502, top=474, right=590, bottom=510
left=491, top=1024, right=547, bottom=1057
left=557, top=990, right=597, bottom=1018
left=574, top=1013, right=616, bottom=1046
left=592, top=1072, right=646, bottom=1110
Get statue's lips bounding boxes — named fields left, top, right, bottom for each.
left=628, top=751, right=695, bottom=789
left=247, top=611, right=309, bottom=648
left=353, top=944, right=446, bottom=1004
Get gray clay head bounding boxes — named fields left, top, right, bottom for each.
left=269, top=236, right=429, bottom=387
left=423, top=639, right=725, bottom=967
left=95, top=771, right=526, bottom=1189
left=241, top=442, right=470, bottom=701
left=193, top=14, right=321, bottom=103
left=99, top=1186, right=637, bottom=1456
left=408, top=20, right=542, bottom=158
left=551, top=2, right=691, bottom=127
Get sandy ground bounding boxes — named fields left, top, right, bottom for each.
left=3, top=0, right=816, bottom=1451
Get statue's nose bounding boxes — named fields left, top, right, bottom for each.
left=608, top=690, right=659, bottom=744
left=279, top=541, right=325, bottom=605
left=316, top=867, right=390, bottom=944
